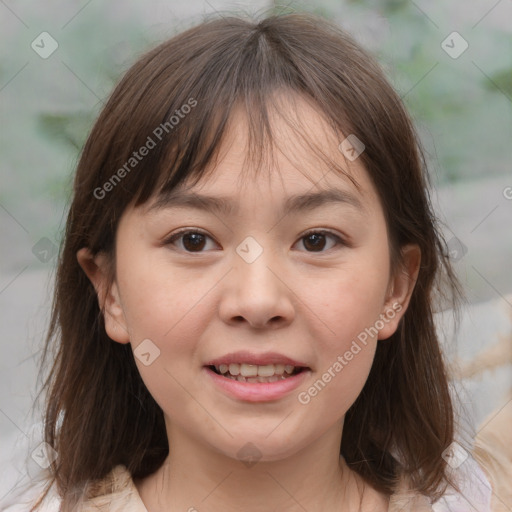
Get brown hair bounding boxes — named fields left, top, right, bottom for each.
left=30, top=11, right=462, bottom=510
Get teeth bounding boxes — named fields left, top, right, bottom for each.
left=213, top=363, right=300, bottom=379
left=229, top=363, right=240, bottom=375
left=228, top=374, right=287, bottom=383
left=257, top=364, right=275, bottom=377
left=274, top=364, right=285, bottom=375
left=240, top=364, right=258, bottom=377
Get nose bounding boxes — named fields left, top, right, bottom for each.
left=218, top=247, right=296, bottom=329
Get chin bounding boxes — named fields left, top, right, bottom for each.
left=208, top=433, right=309, bottom=465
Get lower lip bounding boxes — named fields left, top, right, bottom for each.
left=203, top=367, right=311, bottom=402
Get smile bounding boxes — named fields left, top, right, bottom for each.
left=204, top=364, right=311, bottom=402
left=209, top=363, right=306, bottom=383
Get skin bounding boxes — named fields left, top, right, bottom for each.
left=78, top=95, right=420, bottom=512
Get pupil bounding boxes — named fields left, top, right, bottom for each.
left=304, top=233, right=325, bottom=251
left=183, top=233, right=205, bottom=251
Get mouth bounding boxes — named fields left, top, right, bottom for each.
left=206, top=363, right=309, bottom=383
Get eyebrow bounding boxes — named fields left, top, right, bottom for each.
left=148, top=188, right=365, bottom=216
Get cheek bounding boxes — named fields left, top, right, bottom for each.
left=115, top=246, right=219, bottom=380
left=122, top=268, right=206, bottom=419
left=301, top=246, right=389, bottom=408
left=296, top=329, right=377, bottom=434
left=313, top=254, right=390, bottom=344
left=116, top=247, right=211, bottom=342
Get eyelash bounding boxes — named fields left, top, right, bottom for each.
left=164, top=228, right=347, bottom=254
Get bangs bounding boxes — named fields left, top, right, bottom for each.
left=142, top=90, right=361, bottom=206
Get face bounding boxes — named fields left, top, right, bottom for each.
left=79, top=95, right=419, bottom=463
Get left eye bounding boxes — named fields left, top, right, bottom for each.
left=164, top=229, right=344, bottom=253
left=296, top=230, right=344, bottom=252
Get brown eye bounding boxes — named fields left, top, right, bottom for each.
left=182, top=232, right=207, bottom=251
left=298, top=231, right=344, bottom=252
left=166, top=230, right=217, bottom=253
left=303, top=233, right=327, bottom=251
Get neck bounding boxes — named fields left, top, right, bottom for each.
left=135, top=418, right=373, bottom=512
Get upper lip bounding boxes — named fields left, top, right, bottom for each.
left=204, top=351, right=310, bottom=368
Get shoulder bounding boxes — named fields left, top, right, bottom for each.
left=80, top=464, right=148, bottom=511
left=473, top=398, right=512, bottom=512
left=388, top=454, right=494, bottom=512
left=0, top=465, right=147, bottom=512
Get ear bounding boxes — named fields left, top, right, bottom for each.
left=378, top=244, right=421, bottom=340
left=76, top=248, right=130, bottom=344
